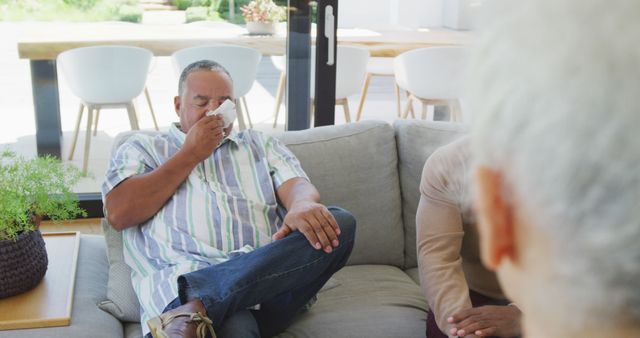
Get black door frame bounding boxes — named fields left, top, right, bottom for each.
left=286, top=0, right=338, bottom=130
left=312, top=0, right=338, bottom=127
left=285, top=0, right=312, bottom=130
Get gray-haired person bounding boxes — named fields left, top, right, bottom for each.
left=468, top=0, right=640, bottom=337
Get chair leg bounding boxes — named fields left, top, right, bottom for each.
left=241, top=96, right=253, bottom=129
left=342, top=99, right=351, bottom=123
left=421, top=101, right=428, bottom=120
left=82, top=107, right=94, bottom=174
left=356, top=73, right=373, bottom=121
left=403, top=94, right=414, bottom=119
left=68, top=103, right=84, bottom=161
left=394, top=83, right=401, bottom=118
left=273, top=72, right=286, bottom=128
left=145, top=87, right=159, bottom=131
left=236, top=99, right=247, bottom=130
left=92, top=108, right=101, bottom=136
left=450, top=100, right=462, bottom=122
left=126, top=102, right=140, bottom=130
left=402, top=97, right=411, bottom=119
left=407, top=91, right=415, bottom=119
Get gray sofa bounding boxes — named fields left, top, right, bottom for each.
left=0, top=120, right=466, bottom=338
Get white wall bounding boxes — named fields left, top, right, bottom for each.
left=420, top=0, right=444, bottom=27
left=337, top=0, right=433, bottom=29
left=338, top=0, right=394, bottom=29
left=337, top=0, right=481, bottom=30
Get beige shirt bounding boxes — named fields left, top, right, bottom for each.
left=416, top=136, right=505, bottom=335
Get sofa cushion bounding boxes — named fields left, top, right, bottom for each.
left=0, top=235, right=123, bottom=338
left=98, top=219, right=140, bottom=322
left=275, top=265, right=428, bottom=338
left=121, top=266, right=425, bottom=338
left=404, top=267, right=421, bottom=286
left=394, top=120, right=467, bottom=269
left=277, top=121, right=404, bottom=267
left=124, top=323, right=143, bottom=338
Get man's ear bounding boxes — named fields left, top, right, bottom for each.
left=174, top=96, right=181, bottom=115
left=474, top=166, right=517, bottom=270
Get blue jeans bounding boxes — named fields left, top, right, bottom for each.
left=156, top=206, right=356, bottom=338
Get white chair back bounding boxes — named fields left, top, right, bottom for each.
left=310, top=45, right=370, bottom=99
left=57, top=46, right=152, bottom=104
left=394, top=47, right=469, bottom=100
left=271, top=55, right=286, bottom=72
left=171, top=44, right=262, bottom=98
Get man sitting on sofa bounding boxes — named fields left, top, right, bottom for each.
left=417, top=136, right=521, bottom=338
left=102, top=60, right=356, bottom=338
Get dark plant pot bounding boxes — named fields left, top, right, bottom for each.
left=0, top=230, right=48, bottom=298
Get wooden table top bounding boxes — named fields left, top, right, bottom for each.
left=0, top=232, right=80, bottom=330
left=17, top=21, right=472, bottom=60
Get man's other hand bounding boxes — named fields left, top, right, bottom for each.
left=447, top=305, right=521, bottom=337
left=273, top=202, right=341, bottom=253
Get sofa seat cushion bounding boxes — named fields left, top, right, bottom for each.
left=124, top=323, right=143, bottom=338
left=0, top=235, right=123, bottom=338
left=276, top=265, right=428, bottom=338
left=121, top=265, right=427, bottom=338
left=404, top=267, right=421, bottom=286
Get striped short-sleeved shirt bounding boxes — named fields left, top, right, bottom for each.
left=101, top=124, right=308, bottom=335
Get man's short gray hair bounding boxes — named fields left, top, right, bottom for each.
left=178, top=60, right=232, bottom=97
left=469, top=0, right=640, bottom=329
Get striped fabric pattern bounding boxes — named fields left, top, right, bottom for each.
left=102, top=124, right=308, bottom=335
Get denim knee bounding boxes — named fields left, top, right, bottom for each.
left=328, top=206, right=356, bottom=243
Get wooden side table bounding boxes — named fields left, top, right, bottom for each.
left=0, top=232, right=80, bottom=330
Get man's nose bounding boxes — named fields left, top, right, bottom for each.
left=206, top=101, right=219, bottom=112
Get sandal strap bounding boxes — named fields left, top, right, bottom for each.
left=188, top=312, right=216, bottom=338
left=160, top=311, right=216, bottom=338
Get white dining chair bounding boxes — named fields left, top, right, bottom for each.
left=271, top=55, right=287, bottom=128
left=57, top=45, right=155, bottom=173
left=272, top=45, right=370, bottom=127
left=89, top=22, right=158, bottom=136
left=394, top=47, right=469, bottom=122
left=355, top=57, right=402, bottom=121
left=171, top=44, right=262, bottom=130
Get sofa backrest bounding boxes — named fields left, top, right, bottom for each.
left=276, top=121, right=405, bottom=267
left=109, top=121, right=405, bottom=267
left=394, top=120, right=468, bottom=269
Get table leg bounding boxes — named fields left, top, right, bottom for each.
left=30, top=60, right=62, bottom=158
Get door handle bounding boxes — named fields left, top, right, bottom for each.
left=324, top=5, right=335, bottom=66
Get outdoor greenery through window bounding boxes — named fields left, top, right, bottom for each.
left=0, top=0, right=288, bottom=23
left=0, top=0, right=144, bottom=22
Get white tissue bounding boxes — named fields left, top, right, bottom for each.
left=206, top=99, right=237, bottom=127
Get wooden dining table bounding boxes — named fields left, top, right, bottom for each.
left=17, top=21, right=471, bottom=157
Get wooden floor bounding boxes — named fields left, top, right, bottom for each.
left=40, top=218, right=103, bottom=235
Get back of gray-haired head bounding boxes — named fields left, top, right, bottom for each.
left=469, top=0, right=640, bottom=329
left=178, top=60, right=232, bottom=97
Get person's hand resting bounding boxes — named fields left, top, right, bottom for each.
left=448, top=305, right=521, bottom=337
left=181, top=114, right=226, bottom=163
left=272, top=201, right=341, bottom=253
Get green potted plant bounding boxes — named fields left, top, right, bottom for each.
left=240, top=0, right=286, bottom=35
left=0, top=150, right=86, bottom=298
